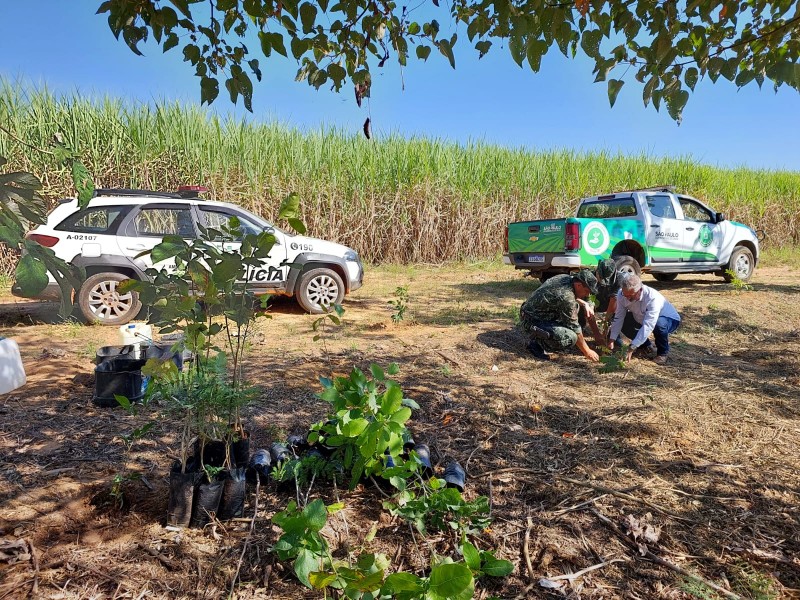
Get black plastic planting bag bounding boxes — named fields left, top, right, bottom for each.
left=167, top=468, right=202, bottom=527
left=231, top=433, right=250, bottom=468
left=190, top=478, right=224, bottom=528
left=194, top=439, right=228, bottom=468
left=219, top=467, right=247, bottom=520
left=248, top=449, right=271, bottom=484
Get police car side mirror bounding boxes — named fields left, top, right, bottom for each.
left=716, top=212, right=726, bottom=223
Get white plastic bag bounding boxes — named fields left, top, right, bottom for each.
left=0, top=337, right=27, bottom=394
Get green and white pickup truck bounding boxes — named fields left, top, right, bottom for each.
left=504, top=187, right=763, bottom=282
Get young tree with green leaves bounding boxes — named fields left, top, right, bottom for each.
left=97, top=0, right=800, bottom=121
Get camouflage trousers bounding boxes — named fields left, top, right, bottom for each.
left=520, top=314, right=578, bottom=352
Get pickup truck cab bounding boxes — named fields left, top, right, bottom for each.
left=504, top=187, right=761, bottom=282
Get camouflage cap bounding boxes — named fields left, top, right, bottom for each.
left=572, top=269, right=598, bottom=294
left=595, top=258, right=617, bottom=287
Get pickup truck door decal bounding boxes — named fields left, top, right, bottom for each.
left=645, top=194, right=685, bottom=262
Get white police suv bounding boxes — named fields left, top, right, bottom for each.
left=13, top=187, right=364, bottom=325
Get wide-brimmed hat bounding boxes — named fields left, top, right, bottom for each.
left=572, top=269, right=598, bottom=294
left=595, top=258, right=617, bottom=287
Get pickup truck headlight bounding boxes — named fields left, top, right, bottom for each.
left=344, top=250, right=360, bottom=262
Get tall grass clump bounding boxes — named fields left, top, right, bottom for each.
left=1, top=79, right=799, bottom=277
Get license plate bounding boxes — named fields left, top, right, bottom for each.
left=527, top=255, right=545, bottom=263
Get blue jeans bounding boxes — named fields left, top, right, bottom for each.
left=616, top=312, right=681, bottom=356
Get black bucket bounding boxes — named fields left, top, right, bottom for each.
left=443, top=461, right=466, bottom=493
left=95, top=345, right=137, bottom=365
left=92, top=359, right=144, bottom=407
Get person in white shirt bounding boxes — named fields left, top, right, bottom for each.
left=607, top=273, right=681, bottom=365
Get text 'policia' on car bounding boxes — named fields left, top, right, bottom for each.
left=13, top=186, right=364, bottom=325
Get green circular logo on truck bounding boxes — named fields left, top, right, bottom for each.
left=698, top=224, right=714, bottom=247
left=582, top=222, right=610, bottom=255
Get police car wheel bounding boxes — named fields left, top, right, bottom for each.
left=613, top=255, right=641, bottom=277
left=78, top=272, right=142, bottom=326
left=724, top=246, right=754, bottom=282
left=296, top=268, right=345, bottom=314
left=652, top=273, right=678, bottom=282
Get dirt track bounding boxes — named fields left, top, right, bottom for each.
left=1, top=264, right=799, bottom=599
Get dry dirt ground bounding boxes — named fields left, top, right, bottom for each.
left=1, top=263, right=799, bottom=600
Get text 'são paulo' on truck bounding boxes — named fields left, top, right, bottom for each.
left=503, top=187, right=763, bottom=283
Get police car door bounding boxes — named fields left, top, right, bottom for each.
left=117, top=204, right=197, bottom=273
left=197, top=207, right=289, bottom=292
left=677, top=197, right=722, bottom=263
left=644, top=193, right=684, bottom=263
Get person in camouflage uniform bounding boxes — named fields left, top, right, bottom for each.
left=520, top=270, right=601, bottom=362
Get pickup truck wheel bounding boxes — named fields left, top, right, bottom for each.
left=652, top=273, right=678, bottom=282
left=78, top=272, right=142, bottom=325
left=296, top=268, right=345, bottom=314
left=723, top=246, right=754, bottom=282
left=613, top=255, right=641, bottom=277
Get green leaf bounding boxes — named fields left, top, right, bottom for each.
left=665, top=89, right=689, bottom=122
left=287, top=217, right=306, bottom=234
left=370, top=364, right=385, bottom=381
left=299, top=2, right=317, bottom=34
left=416, top=45, right=431, bottom=61
left=428, top=563, right=474, bottom=600
left=354, top=569, right=385, bottom=591
left=607, top=78, right=624, bottom=108
left=389, top=406, right=411, bottom=424
left=341, top=418, right=369, bottom=437
left=438, top=39, right=455, bottom=68
left=462, top=541, right=481, bottom=571
left=294, top=548, right=321, bottom=587
left=71, top=161, right=95, bottom=207
left=114, top=394, right=132, bottom=411
left=381, top=572, right=424, bottom=594
left=386, top=363, right=399, bottom=375
left=13, top=254, right=49, bottom=295
left=278, top=192, right=301, bottom=222
left=151, top=237, right=187, bottom=263
left=481, top=557, right=514, bottom=577
left=201, top=76, right=220, bottom=105
left=684, top=67, right=698, bottom=91
left=308, top=571, right=338, bottom=588
left=303, top=499, right=328, bottom=532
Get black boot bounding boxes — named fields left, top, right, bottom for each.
left=526, top=340, right=550, bottom=361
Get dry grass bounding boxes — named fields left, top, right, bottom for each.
left=2, top=82, right=800, bottom=276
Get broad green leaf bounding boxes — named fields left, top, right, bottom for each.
left=13, top=253, right=48, bottom=295
left=386, top=363, right=399, bottom=375
left=481, top=557, right=514, bottom=577
left=294, top=548, right=321, bottom=587
left=607, top=78, right=624, bottom=108
left=341, top=417, right=369, bottom=437
left=381, top=572, right=424, bottom=594
left=665, top=89, right=690, bottom=122
left=462, top=541, right=481, bottom=571
left=428, top=563, right=474, bottom=600
left=303, top=498, right=328, bottom=531
left=114, top=394, right=132, bottom=411
left=354, top=569, right=385, bottom=591
left=300, top=2, right=317, bottom=33
left=370, top=364, right=385, bottom=381
left=151, top=237, right=187, bottom=263
left=278, top=192, right=301, bottom=221
left=308, top=571, right=338, bottom=588
left=389, top=406, right=411, bottom=424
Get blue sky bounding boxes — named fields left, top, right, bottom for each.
left=2, top=1, right=799, bottom=171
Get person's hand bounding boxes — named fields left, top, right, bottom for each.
left=578, top=298, right=595, bottom=318
left=607, top=340, right=615, bottom=352
left=625, top=348, right=634, bottom=361
left=585, top=349, right=600, bottom=363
